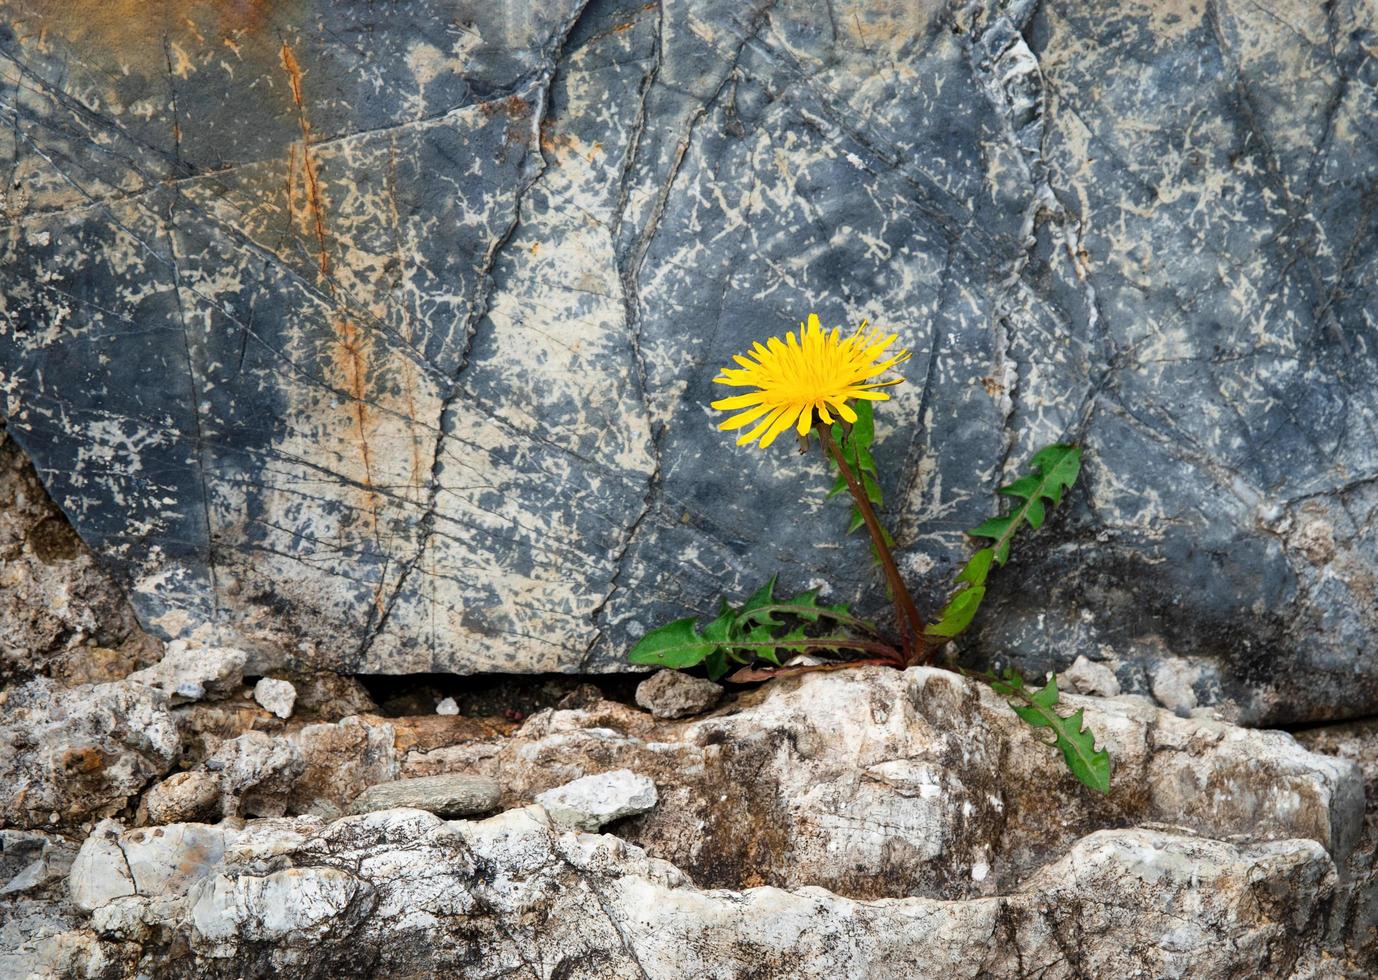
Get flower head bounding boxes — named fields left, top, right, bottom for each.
left=711, top=313, right=910, bottom=449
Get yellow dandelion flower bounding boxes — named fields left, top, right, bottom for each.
left=711, top=313, right=911, bottom=449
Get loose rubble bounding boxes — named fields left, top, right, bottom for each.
left=634, top=669, right=724, bottom=719
left=0, top=647, right=1374, bottom=974
left=252, top=677, right=297, bottom=719
left=125, top=641, right=246, bottom=706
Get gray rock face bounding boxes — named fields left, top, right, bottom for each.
left=0, top=1, right=1375, bottom=724
left=346, top=773, right=501, bottom=818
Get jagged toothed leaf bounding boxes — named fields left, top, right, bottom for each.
left=847, top=508, right=866, bottom=535
left=968, top=514, right=1015, bottom=541
left=704, top=650, right=730, bottom=681
left=740, top=576, right=780, bottom=625
left=627, top=618, right=722, bottom=669
left=925, top=585, right=986, bottom=637
left=850, top=399, right=876, bottom=448
left=997, top=672, right=1111, bottom=794
left=827, top=473, right=847, bottom=499
left=861, top=472, right=883, bottom=506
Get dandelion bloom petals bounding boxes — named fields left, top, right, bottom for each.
left=712, top=313, right=910, bottom=450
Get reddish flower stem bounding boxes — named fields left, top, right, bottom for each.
left=817, top=425, right=926, bottom=661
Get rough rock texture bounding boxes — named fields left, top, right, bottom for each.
left=634, top=668, right=723, bottom=719
left=140, top=771, right=223, bottom=826
left=0, top=677, right=180, bottom=830
left=346, top=773, right=502, bottom=818
left=0, top=2, right=1375, bottom=722
left=534, top=769, right=658, bottom=831
left=252, top=677, right=297, bottom=719
left=414, top=666, right=1365, bottom=898
left=125, top=641, right=246, bottom=706
left=0, top=427, right=148, bottom=685
left=1, top=667, right=1374, bottom=975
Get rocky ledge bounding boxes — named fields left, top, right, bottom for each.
left=3, top=664, right=1374, bottom=978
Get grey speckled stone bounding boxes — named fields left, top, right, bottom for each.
left=347, top=773, right=502, bottom=818
left=0, top=1, right=1376, bottom=723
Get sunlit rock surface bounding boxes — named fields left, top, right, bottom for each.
left=0, top=0, right=1375, bottom=721
left=4, top=668, right=1371, bottom=977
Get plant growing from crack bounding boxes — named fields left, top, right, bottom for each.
left=627, top=313, right=1110, bottom=794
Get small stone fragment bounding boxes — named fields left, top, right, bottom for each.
left=1151, top=659, right=1201, bottom=716
left=347, top=773, right=501, bottom=818
left=142, top=771, right=222, bottom=825
left=635, top=669, right=723, bottom=719
left=435, top=697, right=459, bottom=716
left=126, top=640, right=246, bottom=706
left=535, top=769, right=658, bottom=832
left=1060, top=655, right=1121, bottom=698
left=253, top=678, right=297, bottom=719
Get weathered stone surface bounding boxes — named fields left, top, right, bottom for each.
left=33, top=808, right=1346, bottom=978
left=0, top=677, right=180, bottom=830
left=418, top=666, right=1364, bottom=898
left=346, top=773, right=502, bottom=818
left=0, top=2, right=1373, bottom=722
left=535, top=768, right=658, bottom=831
left=0, top=668, right=1371, bottom=975
left=203, top=730, right=304, bottom=819
left=635, top=668, right=724, bottom=719
left=0, top=427, right=146, bottom=685
left=126, top=640, right=246, bottom=706
left=140, top=771, right=223, bottom=826
left=252, top=677, right=296, bottom=719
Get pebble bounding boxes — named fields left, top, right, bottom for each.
left=635, top=670, right=723, bottom=720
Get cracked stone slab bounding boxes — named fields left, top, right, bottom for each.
left=43, top=808, right=1344, bottom=977
left=0, top=1, right=1375, bottom=723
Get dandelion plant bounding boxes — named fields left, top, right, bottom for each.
left=629, top=312, right=1111, bottom=793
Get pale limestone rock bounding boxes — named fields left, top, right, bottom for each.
left=0, top=677, right=179, bottom=829
left=68, top=820, right=134, bottom=912
left=1059, top=655, right=1121, bottom=698
left=431, top=667, right=1363, bottom=898
left=346, top=773, right=501, bottom=818
left=126, top=640, right=246, bottom=706
left=46, top=807, right=1341, bottom=977
left=0, top=830, right=75, bottom=898
left=635, top=669, right=723, bottom=719
left=535, top=769, right=658, bottom=832
left=253, top=677, right=297, bottom=719
left=204, top=731, right=304, bottom=818
left=141, top=771, right=222, bottom=825
left=1151, top=658, right=1203, bottom=716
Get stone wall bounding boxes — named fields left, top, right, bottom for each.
left=1, top=0, right=1375, bottom=721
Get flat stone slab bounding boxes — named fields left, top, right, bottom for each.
left=347, top=774, right=501, bottom=818
left=535, top=769, right=658, bottom=831
left=0, top=1, right=1375, bottom=723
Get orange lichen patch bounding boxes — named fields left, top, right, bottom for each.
left=330, top=317, right=380, bottom=530
left=280, top=42, right=334, bottom=282
left=7, top=1, right=290, bottom=74
left=382, top=714, right=519, bottom=755
left=61, top=745, right=107, bottom=775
